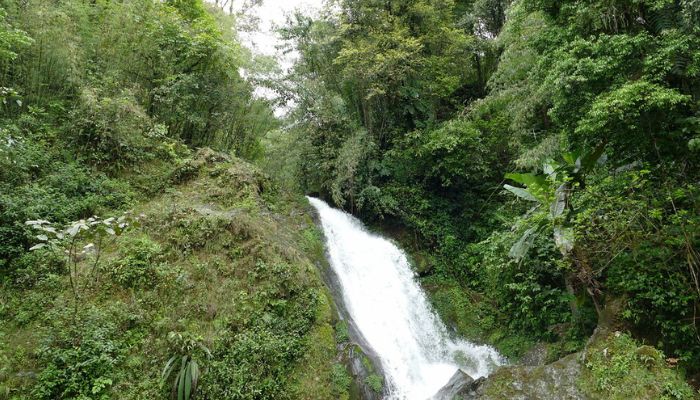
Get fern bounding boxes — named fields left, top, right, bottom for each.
left=672, top=53, right=691, bottom=76
left=647, top=4, right=678, bottom=34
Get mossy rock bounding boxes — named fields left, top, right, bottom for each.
left=578, top=332, right=696, bottom=400
left=472, top=353, right=585, bottom=400
left=343, top=344, right=384, bottom=400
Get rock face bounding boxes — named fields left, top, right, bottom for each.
left=431, top=369, right=475, bottom=400
left=345, top=344, right=384, bottom=400
left=518, top=343, right=550, bottom=367
left=463, top=353, right=584, bottom=400
left=432, top=353, right=585, bottom=400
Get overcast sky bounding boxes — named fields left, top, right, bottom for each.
left=207, top=0, right=325, bottom=113
left=232, top=0, right=325, bottom=71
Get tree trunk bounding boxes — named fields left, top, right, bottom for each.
left=564, top=272, right=579, bottom=325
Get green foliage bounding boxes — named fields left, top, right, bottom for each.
left=504, top=144, right=606, bottom=259
left=0, top=9, right=32, bottom=63
left=580, top=332, right=696, bottom=399
left=1, top=153, right=337, bottom=398
left=335, top=320, right=350, bottom=343
left=330, top=129, right=374, bottom=208
left=0, top=114, right=136, bottom=273
left=364, top=374, right=383, bottom=394
left=0, top=0, right=340, bottom=397
left=331, top=364, right=352, bottom=399
left=107, top=235, right=164, bottom=289
left=1, top=0, right=275, bottom=158
left=162, top=355, right=201, bottom=400
left=280, top=0, right=700, bottom=374
left=2, top=0, right=700, bottom=396
left=574, top=81, right=690, bottom=158
left=31, top=305, right=136, bottom=400
left=574, top=170, right=700, bottom=365
left=26, top=213, right=140, bottom=314
left=161, top=332, right=211, bottom=400
left=70, top=89, right=159, bottom=170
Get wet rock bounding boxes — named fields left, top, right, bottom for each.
left=460, top=353, right=585, bottom=400
left=345, top=344, right=384, bottom=400
left=431, top=369, right=475, bottom=400
left=519, top=343, right=549, bottom=366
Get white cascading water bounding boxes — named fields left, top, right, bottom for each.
left=308, top=197, right=503, bottom=400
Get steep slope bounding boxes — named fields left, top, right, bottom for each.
left=0, top=149, right=345, bottom=399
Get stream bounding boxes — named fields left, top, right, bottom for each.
left=308, top=197, right=503, bottom=400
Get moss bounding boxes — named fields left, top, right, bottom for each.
left=364, top=374, right=384, bottom=394
left=578, top=333, right=696, bottom=400
left=336, top=320, right=350, bottom=343
left=360, top=349, right=375, bottom=372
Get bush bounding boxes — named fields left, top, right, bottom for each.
left=580, top=332, right=696, bottom=400
left=364, top=374, right=383, bottom=394
left=0, top=164, right=134, bottom=275
left=107, top=235, right=163, bottom=289
left=31, top=306, right=134, bottom=400
left=331, top=363, right=352, bottom=399
left=575, top=170, right=700, bottom=366
left=70, top=88, right=156, bottom=170
left=201, top=328, right=302, bottom=399
left=6, top=248, right=64, bottom=288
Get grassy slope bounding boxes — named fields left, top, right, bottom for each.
left=0, top=149, right=343, bottom=399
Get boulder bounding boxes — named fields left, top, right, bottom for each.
left=431, top=369, right=475, bottom=400
left=460, top=353, right=585, bottom=400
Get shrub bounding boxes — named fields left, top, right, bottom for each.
left=107, top=235, right=163, bottom=289
left=330, top=364, right=351, bottom=399
left=70, top=88, right=156, bottom=170
left=31, top=307, right=132, bottom=400
left=580, top=332, right=695, bottom=400
left=364, top=374, right=383, bottom=394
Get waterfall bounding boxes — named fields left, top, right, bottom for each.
left=307, top=197, right=503, bottom=400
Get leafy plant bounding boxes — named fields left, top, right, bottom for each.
left=161, top=332, right=211, bottom=400
left=364, top=374, right=383, bottom=394
left=504, top=143, right=606, bottom=260
left=580, top=332, right=696, bottom=400
left=107, top=235, right=163, bottom=289
left=161, top=355, right=201, bottom=400
left=26, top=213, right=141, bottom=312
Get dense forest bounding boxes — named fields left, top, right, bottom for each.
left=274, top=0, right=700, bottom=370
left=1, top=0, right=700, bottom=399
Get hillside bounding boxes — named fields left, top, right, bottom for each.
left=1, top=149, right=350, bottom=399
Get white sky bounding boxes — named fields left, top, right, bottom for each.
left=208, top=0, right=325, bottom=114
left=230, top=0, right=325, bottom=72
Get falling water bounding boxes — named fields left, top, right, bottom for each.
left=307, top=197, right=503, bottom=400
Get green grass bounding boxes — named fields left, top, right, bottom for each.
left=0, top=151, right=340, bottom=399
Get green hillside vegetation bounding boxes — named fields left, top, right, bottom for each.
left=2, top=149, right=342, bottom=399
left=1, top=1, right=344, bottom=399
